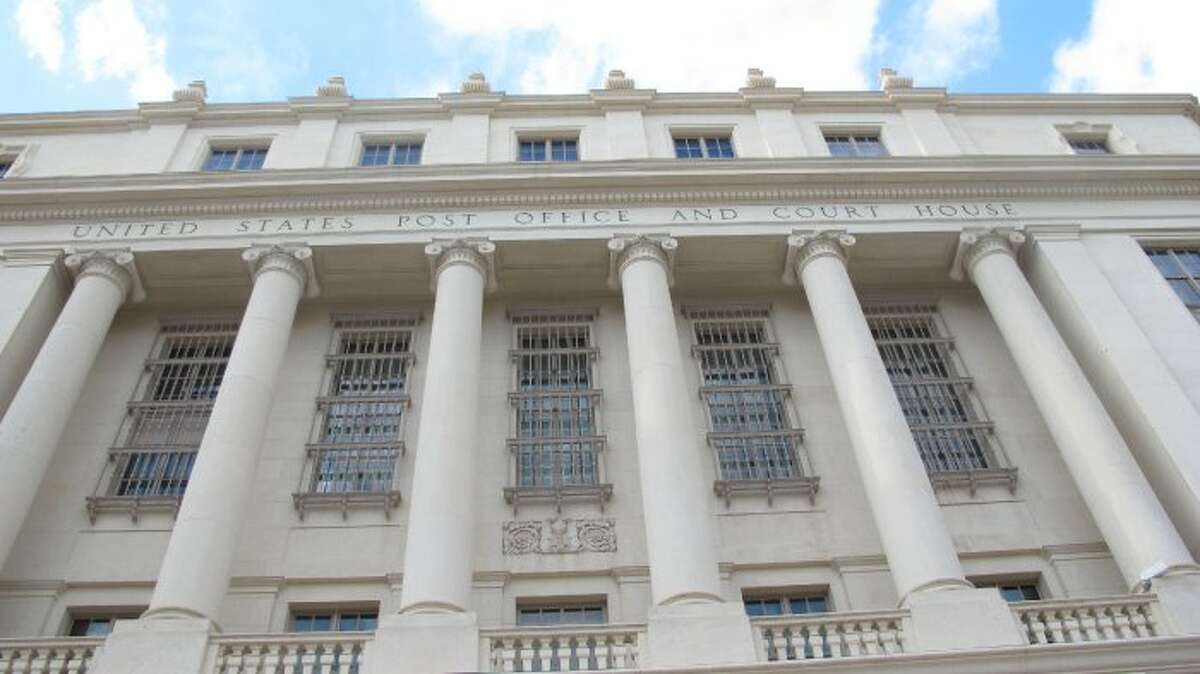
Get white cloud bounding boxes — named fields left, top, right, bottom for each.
left=417, top=0, right=882, bottom=93
left=73, top=0, right=175, bottom=101
left=1052, top=0, right=1200, bottom=94
left=894, top=0, right=998, bottom=85
left=15, top=0, right=65, bottom=72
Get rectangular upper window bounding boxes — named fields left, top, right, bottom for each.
left=67, top=609, right=145, bottom=637
left=825, top=134, right=887, bottom=157
left=0, top=162, right=10, bottom=178
left=674, top=135, right=735, bottom=159
left=1147, top=248, right=1200, bottom=318
left=519, top=138, right=578, bottom=162
left=1067, top=137, right=1110, bottom=155
left=517, top=600, right=607, bottom=626
left=973, top=579, right=1042, bottom=602
left=204, top=146, right=268, bottom=171
left=361, top=141, right=423, bottom=167
left=743, top=591, right=829, bottom=618
left=291, top=606, right=379, bottom=632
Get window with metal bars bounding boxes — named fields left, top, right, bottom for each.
left=87, top=320, right=238, bottom=521
left=865, top=304, right=1015, bottom=488
left=294, top=315, right=417, bottom=517
left=686, top=307, right=817, bottom=504
left=504, top=312, right=610, bottom=508
left=1146, top=248, right=1200, bottom=320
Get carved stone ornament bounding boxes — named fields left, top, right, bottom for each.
left=782, top=230, right=856, bottom=285
left=241, top=244, right=319, bottom=297
left=745, top=68, right=776, bottom=89
left=424, top=238, right=497, bottom=291
left=604, top=69, right=635, bottom=90
left=878, top=67, right=913, bottom=91
left=606, top=235, right=678, bottom=288
left=950, top=227, right=1026, bottom=281
left=461, top=72, right=491, bottom=94
left=63, top=249, right=145, bottom=302
left=172, top=80, right=208, bottom=104
left=316, top=76, right=349, bottom=97
left=502, top=518, right=617, bottom=555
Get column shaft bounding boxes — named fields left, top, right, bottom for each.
left=965, top=233, right=1196, bottom=586
left=793, top=233, right=968, bottom=601
left=0, top=253, right=131, bottom=570
left=146, top=247, right=308, bottom=621
left=612, top=237, right=722, bottom=605
left=398, top=242, right=489, bottom=613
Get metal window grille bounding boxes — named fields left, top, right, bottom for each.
left=509, top=314, right=603, bottom=491
left=1147, top=248, right=1200, bottom=320
left=674, top=136, right=735, bottom=159
left=865, top=304, right=1005, bottom=475
left=687, top=308, right=815, bottom=500
left=1067, top=138, right=1110, bottom=155
left=297, top=315, right=416, bottom=514
left=824, top=134, right=887, bottom=157
left=88, top=320, right=238, bottom=520
left=203, top=146, right=268, bottom=171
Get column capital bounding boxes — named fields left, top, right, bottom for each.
left=950, top=227, right=1025, bottom=282
left=242, top=244, right=319, bottom=297
left=63, top=248, right=145, bottom=302
left=783, top=230, right=856, bottom=285
left=425, top=238, right=497, bottom=291
left=607, top=235, right=678, bottom=288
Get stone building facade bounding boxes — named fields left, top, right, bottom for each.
left=1, top=69, right=1200, bottom=672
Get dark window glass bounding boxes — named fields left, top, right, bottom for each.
left=517, top=604, right=607, bottom=626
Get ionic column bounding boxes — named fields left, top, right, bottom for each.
left=145, top=245, right=315, bottom=622
left=608, top=236, right=722, bottom=605
left=785, top=232, right=970, bottom=601
left=0, top=250, right=142, bottom=571
left=955, top=229, right=1200, bottom=590
left=398, top=239, right=494, bottom=614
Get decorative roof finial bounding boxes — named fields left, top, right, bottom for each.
left=745, top=68, right=776, bottom=89
left=172, top=80, right=207, bottom=103
left=461, top=72, right=491, bottom=94
left=878, top=67, right=913, bottom=91
left=316, top=76, right=349, bottom=97
left=605, top=69, right=635, bottom=90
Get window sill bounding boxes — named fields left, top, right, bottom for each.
left=503, top=484, right=613, bottom=515
left=929, top=467, right=1018, bottom=495
left=292, top=490, right=403, bottom=520
left=713, top=477, right=820, bottom=507
left=85, top=495, right=183, bottom=524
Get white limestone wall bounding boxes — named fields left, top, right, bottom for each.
left=954, top=113, right=1200, bottom=155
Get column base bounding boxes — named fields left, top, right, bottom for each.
left=362, top=611, right=479, bottom=674
left=644, top=601, right=756, bottom=668
left=904, top=587, right=1025, bottom=652
left=91, top=617, right=214, bottom=674
left=1153, top=572, right=1200, bottom=634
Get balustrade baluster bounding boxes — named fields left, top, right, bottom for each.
left=537, top=638, right=553, bottom=671
left=519, top=639, right=534, bottom=672
left=1113, top=607, right=1135, bottom=639
left=64, top=648, right=87, bottom=674
left=1078, top=608, right=1100, bottom=641
left=1097, top=607, right=1118, bottom=640
left=10, top=648, right=31, bottom=674
left=879, top=623, right=900, bottom=655
left=810, top=626, right=827, bottom=659
left=1047, top=611, right=1067, bottom=643
left=317, top=643, right=337, bottom=673
left=861, top=623, right=881, bottom=655
left=1131, top=606, right=1152, bottom=638
left=843, top=626, right=863, bottom=657
left=281, top=643, right=301, bottom=674
left=825, top=625, right=844, bottom=658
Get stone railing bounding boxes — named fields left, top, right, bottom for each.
left=751, top=610, right=909, bottom=662
left=1011, top=594, right=1163, bottom=645
left=481, top=624, right=644, bottom=671
left=209, top=632, right=372, bottom=673
left=0, top=638, right=103, bottom=673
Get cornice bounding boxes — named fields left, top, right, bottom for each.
left=3, top=157, right=1200, bottom=224
left=0, top=91, right=1194, bottom=133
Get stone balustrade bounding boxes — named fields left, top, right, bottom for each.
left=210, top=633, right=371, bottom=673
left=0, top=638, right=103, bottom=673
left=751, top=609, right=908, bottom=662
left=1011, top=594, right=1162, bottom=645
left=481, top=624, right=643, bottom=672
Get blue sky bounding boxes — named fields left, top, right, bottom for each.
left=3, top=0, right=1195, bottom=114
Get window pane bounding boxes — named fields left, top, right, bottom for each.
left=1177, top=250, right=1200, bottom=277
left=393, top=143, right=422, bottom=165
left=235, top=148, right=267, bottom=170
left=674, top=137, right=704, bottom=158
left=0, top=162, right=11, bottom=178
left=1148, top=250, right=1183, bottom=278
left=361, top=144, right=390, bottom=166
left=204, top=149, right=236, bottom=171
left=1169, top=279, right=1200, bottom=305
left=704, top=136, right=735, bottom=158
left=550, top=139, right=578, bottom=161
left=825, top=136, right=855, bottom=156
left=519, top=141, right=546, bottom=162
